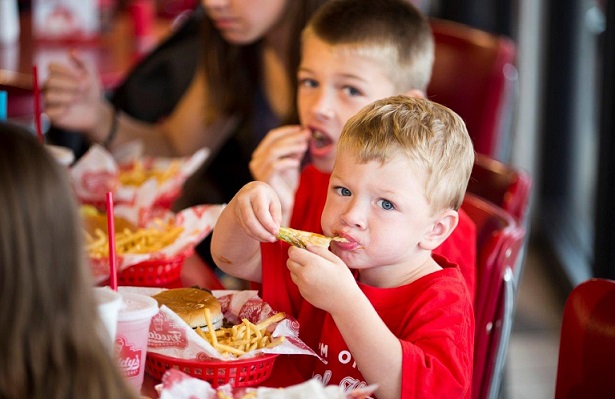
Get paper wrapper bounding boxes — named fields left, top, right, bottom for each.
left=70, top=144, right=209, bottom=208
left=157, top=369, right=378, bottom=399
left=118, top=288, right=319, bottom=361
left=89, top=204, right=224, bottom=284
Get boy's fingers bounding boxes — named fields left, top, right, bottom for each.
left=305, top=244, right=342, bottom=263
left=232, top=182, right=283, bottom=241
left=253, top=125, right=301, bottom=156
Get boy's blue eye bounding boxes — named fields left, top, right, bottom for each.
left=334, top=186, right=352, bottom=196
left=299, top=78, right=318, bottom=88
left=343, top=86, right=361, bottom=96
left=377, top=199, right=395, bottom=210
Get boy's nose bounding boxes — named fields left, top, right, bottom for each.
left=341, top=200, right=367, bottom=230
left=311, top=91, right=335, bottom=120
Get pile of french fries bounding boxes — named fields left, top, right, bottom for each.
left=196, top=309, right=286, bottom=358
left=85, top=220, right=184, bottom=257
left=118, top=160, right=180, bottom=187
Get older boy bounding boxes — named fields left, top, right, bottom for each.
left=212, top=96, right=474, bottom=398
left=250, top=0, right=477, bottom=303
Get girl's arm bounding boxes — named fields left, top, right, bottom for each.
left=107, top=71, right=239, bottom=157
left=44, top=54, right=238, bottom=157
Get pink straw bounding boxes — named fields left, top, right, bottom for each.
left=32, top=65, right=44, bottom=144
left=106, top=192, right=118, bottom=291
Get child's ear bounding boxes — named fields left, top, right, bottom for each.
left=404, top=89, right=426, bottom=99
left=419, top=209, right=459, bottom=251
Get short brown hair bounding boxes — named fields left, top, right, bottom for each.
left=303, top=0, right=434, bottom=92
left=338, top=95, right=474, bottom=212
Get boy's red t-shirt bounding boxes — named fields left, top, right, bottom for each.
left=261, top=241, right=474, bottom=398
left=289, top=165, right=477, bottom=301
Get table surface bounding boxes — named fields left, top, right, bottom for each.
left=141, top=373, right=159, bottom=398
left=0, top=11, right=172, bottom=92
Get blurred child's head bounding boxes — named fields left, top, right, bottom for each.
left=322, top=96, right=473, bottom=270
left=298, top=0, right=434, bottom=172
left=0, top=123, right=91, bottom=316
left=0, top=123, right=134, bottom=398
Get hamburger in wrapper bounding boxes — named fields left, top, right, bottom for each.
left=118, top=287, right=320, bottom=361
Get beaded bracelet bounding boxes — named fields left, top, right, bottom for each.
left=103, top=105, right=119, bottom=148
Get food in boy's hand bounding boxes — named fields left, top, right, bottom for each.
left=152, top=288, right=223, bottom=331
left=195, top=312, right=286, bottom=358
left=277, top=226, right=347, bottom=249
left=118, top=160, right=180, bottom=187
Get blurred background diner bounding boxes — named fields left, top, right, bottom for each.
left=0, top=0, right=613, bottom=398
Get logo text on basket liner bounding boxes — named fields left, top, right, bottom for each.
left=148, top=312, right=188, bottom=349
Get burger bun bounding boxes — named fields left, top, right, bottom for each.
left=153, top=288, right=223, bottom=330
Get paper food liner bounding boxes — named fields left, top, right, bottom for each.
left=89, top=204, right=224, bottom=284
left=157, top=369, right=378, bottom=399
left=118, top=288, right=319, bottom=361
left=70, top=144, right=209, bottom=207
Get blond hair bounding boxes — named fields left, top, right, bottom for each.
left=303, top=0, right=434, bottom=92
left=338, top=95, right=474, bottom=212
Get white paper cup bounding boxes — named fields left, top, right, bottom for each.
left=115, top=292, right=159, bottom=393
left=94, top=287, right=122, bottom=349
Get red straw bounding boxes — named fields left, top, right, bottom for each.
left=106, top=192, right=118, bottom=291
left=32, top=65, right=44, bottom=144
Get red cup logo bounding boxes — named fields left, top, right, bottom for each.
left=115, top=336, right=142, bottom=377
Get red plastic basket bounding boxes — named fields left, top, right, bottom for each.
left=146, top=352, right=278, bottom=388
left=117, top=254, right=185, bottom=287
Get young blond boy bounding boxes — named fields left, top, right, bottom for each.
left=249, top=0, right=477, bottom=303
left=212, top=95, right=474, bottom=398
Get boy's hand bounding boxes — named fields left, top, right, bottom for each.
left=250, top=125, right=310, bottom=223
left=286, top=244, right=361, bottom=313
left=231, top=181, right=282, bottom=243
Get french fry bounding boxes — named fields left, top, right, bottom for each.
left=215, top=343, right=246, bottom=356
left=118, top=160, right=180, bottom=187
left=84, top=220, right=183, bottom=257
left=204, top=308, right=218, bottom=346
left=266, top=336, right=285, bottom=348
left=255, top=312, right=286, bottom=330
left=195, top=312, right=286, bottom=358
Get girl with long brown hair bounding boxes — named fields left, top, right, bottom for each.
left=0, top=122, right=139, bottom=399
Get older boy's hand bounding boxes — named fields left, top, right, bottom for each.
left=286, top=244, right=361, bottom=313
left=43, top=50, right=104, bottom=139
left=230, top=181, right=282, bottom=243
left=249, top=125, right=310, bottom=224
